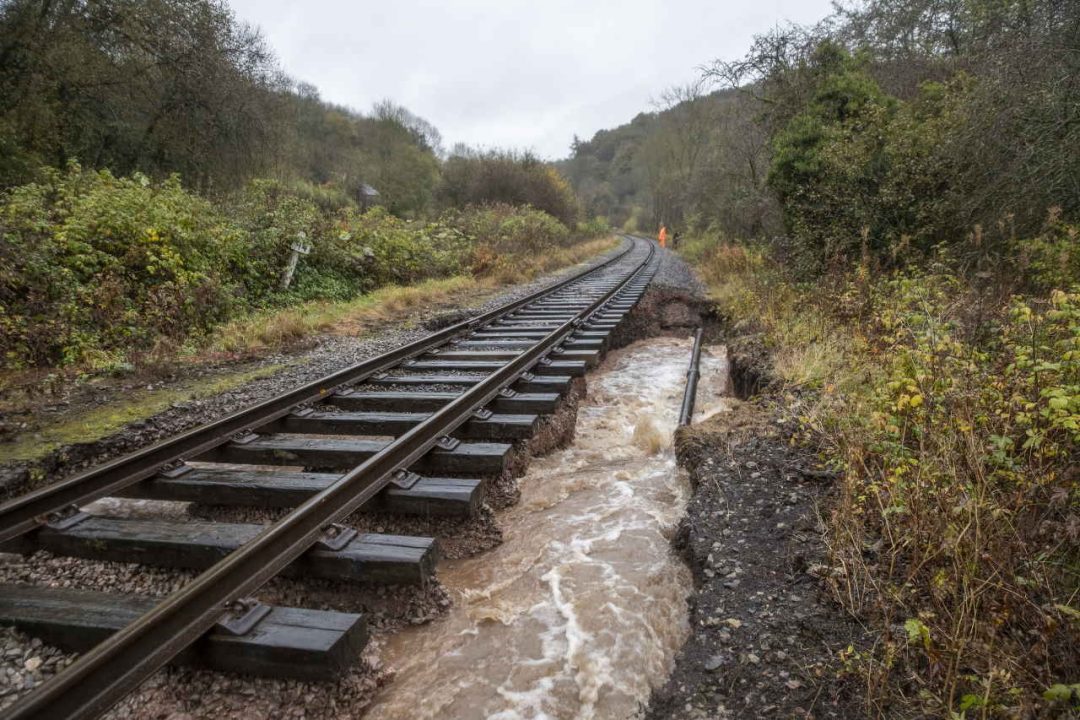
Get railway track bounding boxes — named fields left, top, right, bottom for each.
left=0, top=235, right=659, bottom=719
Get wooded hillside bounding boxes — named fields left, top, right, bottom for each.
left=0, top=0, right=599, bottom=375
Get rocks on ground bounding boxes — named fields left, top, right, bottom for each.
left=645, top=401, right=867, bottom=720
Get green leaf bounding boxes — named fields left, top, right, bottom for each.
left=904, top=618, right=930, bottom=648
left=1042, top=683, right=1079, bottom=702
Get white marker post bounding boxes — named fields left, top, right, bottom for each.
left=280, top=231, right=312, bottom=290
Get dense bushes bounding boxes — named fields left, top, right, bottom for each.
left=705, top=0, right=1080, bottom=279
left=829, top=277, right=1080, bottom=717
left=676, top=3, right=1080, bottom=714
left=437, top=150, right=581, bottom=227
left=685, top=236, right=1080, bottom=717
left=449, top=204, right=574, bottom=278
left=0, top=168, right=599, bottom=371
left=329, top=208, right=470, bottom=290
left=0, top=165, right=245, bottom=367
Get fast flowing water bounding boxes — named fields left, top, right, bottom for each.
left=366, top=336, right=731, bottom=720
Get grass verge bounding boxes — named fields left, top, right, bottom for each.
left=0, top=236, right=619, bottom=463
left=681, top=234, right=1080, bottom=718
left=0, top=365, right=283, bottom=464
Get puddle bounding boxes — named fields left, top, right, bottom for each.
left=366, top=336, right=731, bottom=720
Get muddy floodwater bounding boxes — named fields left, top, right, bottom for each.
left=365, top=336, right=731, bottom=720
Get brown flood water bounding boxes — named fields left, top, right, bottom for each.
left=366, top=336, right=731, bottom=720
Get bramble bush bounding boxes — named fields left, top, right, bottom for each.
left=229, top=178, right=325, bottom=300
left=826, top=273, right=1080, bottom=717
left=0, top=163, right=245, bottom=368
left=445, top=204, right=573, bottom=278
left=327, top=207, right=471, bottom=290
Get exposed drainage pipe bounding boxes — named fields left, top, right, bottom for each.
left=678, top=327, right=704, bottom=427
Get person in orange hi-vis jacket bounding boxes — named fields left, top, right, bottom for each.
left=658, top=225, right=668, bottom=248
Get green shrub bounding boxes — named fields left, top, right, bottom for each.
left=1013, top=215, right=1080, bottom=294
left=229, top=178, right=325, bottom=300
left=440, top=204, right=573, bottom=278
left=281, top=179, right=358, bottom=215
left=449, top=204, right=570, bottom=252
left=0, top=163, right=244, bottom=367
left=0, top=168, right=597, bottom=372
left=326, top=207, right=470, bottom=289
left=577, top=216, right=611, bottom=238
left=768, top=45, right=898, bottom=273
left=690, top=233, right=1080, bottom=716
left=829, top=275, right=1080, bottom=716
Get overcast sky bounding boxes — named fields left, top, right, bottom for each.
left=228, top=0, right=834, bottom=159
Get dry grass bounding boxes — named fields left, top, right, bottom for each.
left=204, top=236, right=619, bottom=360
left=207, top=276, right=482, bottom=357
left=479, top=236, right=619, bottom=285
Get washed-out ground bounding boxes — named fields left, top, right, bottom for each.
left=0, top=239, right=693, bottom=716
left=644, top=401, right=868, bottom=720
left=642, top=330, right=868, bottom=719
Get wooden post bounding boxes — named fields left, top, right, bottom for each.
left=280, top=232, right=311, bottom=290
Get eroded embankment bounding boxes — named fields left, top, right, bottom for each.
left=643, top=316, right=868, bottom=720
left=0, top=254, right=720, bottom=718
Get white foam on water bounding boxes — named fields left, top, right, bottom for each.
left=365, top=337, right=731, bottom=720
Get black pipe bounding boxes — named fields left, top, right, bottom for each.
left=678, top=327, right=705, bottom=427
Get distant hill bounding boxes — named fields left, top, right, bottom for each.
left=557, top=87, right=776, bottom=236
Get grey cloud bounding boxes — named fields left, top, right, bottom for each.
left=229, top=0, right=834, bottom=158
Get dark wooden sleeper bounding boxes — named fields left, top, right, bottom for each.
left=267, top=410, right=537, bottom=440
left=0, top=585, right=367, bottom=680
left=330, top=390, right=560, bottom=414
left=203, top=435, right=510, bottom=475
left=124, top=466, right=482, bottom=517
left=7, top=516, right=436, bottom=585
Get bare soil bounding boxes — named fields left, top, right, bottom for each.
left=644, top=355, right=869, bottom=719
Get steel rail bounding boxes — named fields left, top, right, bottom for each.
left=678, top=327, right=705, bottom=427
left=4, top=239, right=656, bottom=720
left=0, top=238, right=637, bottom=545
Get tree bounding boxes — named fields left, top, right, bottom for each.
left=0, top=0, right=284, bottom=189
left=437, top=149, right=579, bottom=226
